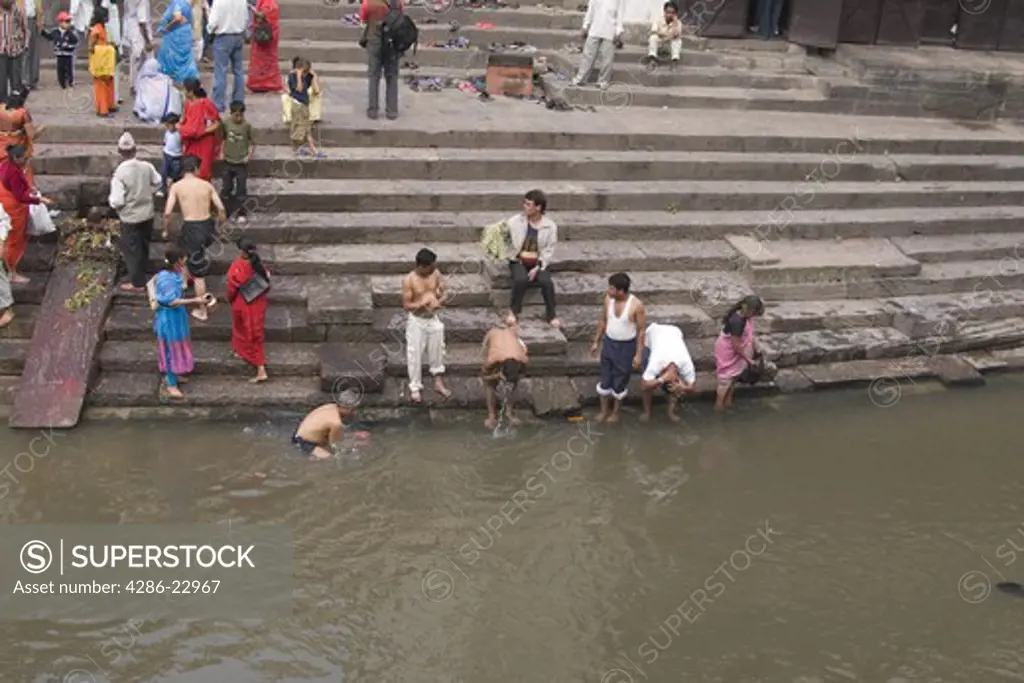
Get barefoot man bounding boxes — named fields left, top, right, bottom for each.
left=402, top=248, right=452, bottom=404
left=292, top=402, right=356, bottom=460
left=163, top=155, right=226, bottom=322
left=482, top=311, right=529, bottom=429
left=640, top=322, right=696, bottom=423
left=591, top=272, right=645, bottom=423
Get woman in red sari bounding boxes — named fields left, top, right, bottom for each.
left=179, top=78, right=221, bottom=181
left=0, top=145, right=52, bottom=284
left=226, top=238, right=270, bottom=383
left=0, top=89, right=43, bottom=179
left=247, top=0, right=282, bottom=93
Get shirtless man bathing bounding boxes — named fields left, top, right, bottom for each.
left=482, top=311, right=529, bottom=428
left=402, top=248, right=452, bottom=404
left=292, top=402, right=356, bottom=459
left=163, top=155, right=227, bottom=322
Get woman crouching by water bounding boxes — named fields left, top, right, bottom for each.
left=714, top=295, right=773, bottom=411
left=152, top=246, right=212, bottom=401
left=226, top=238, right=270, bottom=383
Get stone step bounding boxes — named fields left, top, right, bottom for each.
left=102, top=207, right=1024, bottom=246
left=45, top=178, right=1024, bottom=215
left=144, top=238, right=737, bottom=276
left=97, top=340, right=321, bottom=376
left=889, top=290, right=1024, bottom=339
left=104, top=303, right=328, bottom=344
left=0, top=339, right=27, bottom=374
left=882, top=260, right=1024, bottom=298
left=88, top=371, right=328, bottom=409
left=280, top=0, right=567, bottom=21
left=0, top=305, right=39, bottom=340
left=34, top=122, right=1024, bottom=157
left=557, top=81, right=831, bottom=113
left=750, top=238, right=921, bottom=285
left=758, top=326, right=914, bottom=366
left=371, top=307, right=570, bottom=348
left=891, top=233, right=1024, bottom=263
left=556, top=44, right=810, bottom=72
left=36, top=146, right=924, bottom=183
left=548, top=55, right=822, bottom=89
left=278, top=20, right=584, bottom=45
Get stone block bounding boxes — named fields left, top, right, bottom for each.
left=99, top=341, right=320, bottom=377
left=179, top=376, right=325, bottom=408
left=319, top=344, right=388, bottom=396
left=89, top=372, right=161, bottom=407
left=891, top=233, right=1024, bottom=263
left=0, top=340, right=27, bottom=375
left=763, top=299, right=894, bottom=334
left=799, top=359, right=935, bottom=391
left=306, top=275, right=374, bottom=324
left=773, top=368, right=814, bottom=393
left=758, top=326, right=913, bottom=367
left=751, top=238, right=921, bottom=285
left=725, top=234, right=779, bottom=266
left=929, top=355, right=985, bottom=387
left=528, top=377, right=582, bottom=417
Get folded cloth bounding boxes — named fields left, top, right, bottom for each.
left=480, top=219, right=510, bottom=261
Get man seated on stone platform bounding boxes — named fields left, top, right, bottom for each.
left=505, top=189, right=561, bottom=328
left=643, top=2, right=682, bottom=68
left=482, top=311, right=529, bottom=429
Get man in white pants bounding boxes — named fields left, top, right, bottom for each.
left=639, top=322, right=696, bottom=423
left=122, top=0, right=153, bottom=95
left=644, top=1, right=683, bottom=67
left=570, top=0, right=626, bottom=90
left=401, top=248, right=452, bottom=405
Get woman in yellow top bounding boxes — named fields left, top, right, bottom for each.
left=88, top=6, right=117, bottom=117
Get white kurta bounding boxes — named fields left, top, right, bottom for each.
left=70, top=0, right=94, bottom=34
left=122, top=0, right=152, bottom=48
left=582, top=0, right=627, bottom=40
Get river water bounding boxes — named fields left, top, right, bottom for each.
left=1, top=379, right=1023, bottom=683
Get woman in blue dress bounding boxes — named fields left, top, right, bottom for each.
left=152, top=247, right=211, bottom=400
left=157, top=0, right=199, bottom=85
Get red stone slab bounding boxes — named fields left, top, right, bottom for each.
left=8, top=263, right=116, bottom=429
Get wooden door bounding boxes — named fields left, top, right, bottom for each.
left=787, top=0, right=843, bottom=48
left=839, top=0, right=884, bottom=43
left=875, top=0, right=924, bottom=45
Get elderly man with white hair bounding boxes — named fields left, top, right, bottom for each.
left=569, top=0, right=627, bottom=91
left=109, top=132, right=161, bottom=293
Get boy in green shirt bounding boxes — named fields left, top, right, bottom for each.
left=220, top=101, right=256, bottom=224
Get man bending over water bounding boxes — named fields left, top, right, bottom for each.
left=482, top=311, right=529, bottom=428
left=163, top=155, right=227, bottom=322
left=640, top=322, right=696, bottom=423
left=292, top=403, right=356, bottom=459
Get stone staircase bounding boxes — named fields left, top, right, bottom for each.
left=8, top=1, right=1024, bottom=420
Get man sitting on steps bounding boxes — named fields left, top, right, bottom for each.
left=505, top=189, right=561, bottom=328
left=644, top=2, right=682, bottom=68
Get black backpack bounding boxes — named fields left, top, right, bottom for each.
left=382, top=0, right=418, bottom=56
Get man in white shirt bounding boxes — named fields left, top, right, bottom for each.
left=109, top=132, right=161, bottom=292
left=570, top=0, right=626, bottom=90
left=639, top=322, right=696, bottom=422
left=207, top=0, right=248, bottom=112
left=122, top=0, right=152, bottom=94
left=21, top=0, right=40, bottom=90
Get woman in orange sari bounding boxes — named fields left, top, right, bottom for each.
left=0, top=90, right=43, bottom=174
left=179, top=78, right=221, bottom=181
left=0, top=145, right=53, bottom=284
left=226, top=238, right=270, bottom=383
left=247, top=0, right=282, bottom=93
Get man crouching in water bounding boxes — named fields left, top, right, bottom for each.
left=640, top=322, right=697, bottom=422
left=292, top=402, right=356, bottom=459
left=482, top=311, right=529, bottom=429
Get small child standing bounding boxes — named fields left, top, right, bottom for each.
left=158, top=113, right=182, bottom=198
left=287, top=58, right=324, bottom=159
left=42, top=12, right=81, bottom=89
left=220, top=101, right=256, bottom=223
left=87, top=7, right=116, bottom=117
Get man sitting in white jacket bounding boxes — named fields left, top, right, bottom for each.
left=645, top=1, right=683, bottom=66
left=570, top=0, right=626, bottom=90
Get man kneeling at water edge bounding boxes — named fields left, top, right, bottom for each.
left=292, top=403, right=355, bottom=459
left=482, top=311, right=529, bottom=428
left=640, top=322, right=696, bottom=422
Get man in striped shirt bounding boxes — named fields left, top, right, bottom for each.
left=0, top=0, right=26, bottom=103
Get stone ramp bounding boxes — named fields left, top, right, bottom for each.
left=9, top=264, right=116, bottom=429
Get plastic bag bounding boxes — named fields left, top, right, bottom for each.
left=27, top=203, right=56, bottom=236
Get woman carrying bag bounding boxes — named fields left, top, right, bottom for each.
left=226, top=237, right=270, bottom=383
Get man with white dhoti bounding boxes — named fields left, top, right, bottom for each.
left=401, top=248, right=452, bottom=405
left=122, top=0, right=153, bottom=94
left=570, top=0, right=626, bottom=91
left=70, top=0, right=94, bottom=36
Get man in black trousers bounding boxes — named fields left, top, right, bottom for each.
left=109, top=132, right=161, bottom=292
left=505, top=189, right=561, bottom=328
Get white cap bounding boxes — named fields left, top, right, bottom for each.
left=117, top=132, right=135, bottom=151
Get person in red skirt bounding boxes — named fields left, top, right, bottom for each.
left=226, top=237, right=270, bottom=382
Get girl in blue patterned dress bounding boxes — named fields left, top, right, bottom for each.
left=153, top=246, right=210, bottom=400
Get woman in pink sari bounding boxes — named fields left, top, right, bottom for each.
left=247, top=0, right=282, bottom=93
left=714, top=295, right=766, bottom=411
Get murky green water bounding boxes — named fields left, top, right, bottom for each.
left=1, top=379, right=1023, bottom=683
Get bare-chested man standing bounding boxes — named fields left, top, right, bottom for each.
left=163, top=154, right=227, bottom=322
left=401, top=248, right=451, bottom=404
left=292, top=402, right=356, bottom=459
left=482, top=311, right=529, bottom=428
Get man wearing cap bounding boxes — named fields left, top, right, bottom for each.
left=109, top=131, right=161, bottom=293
